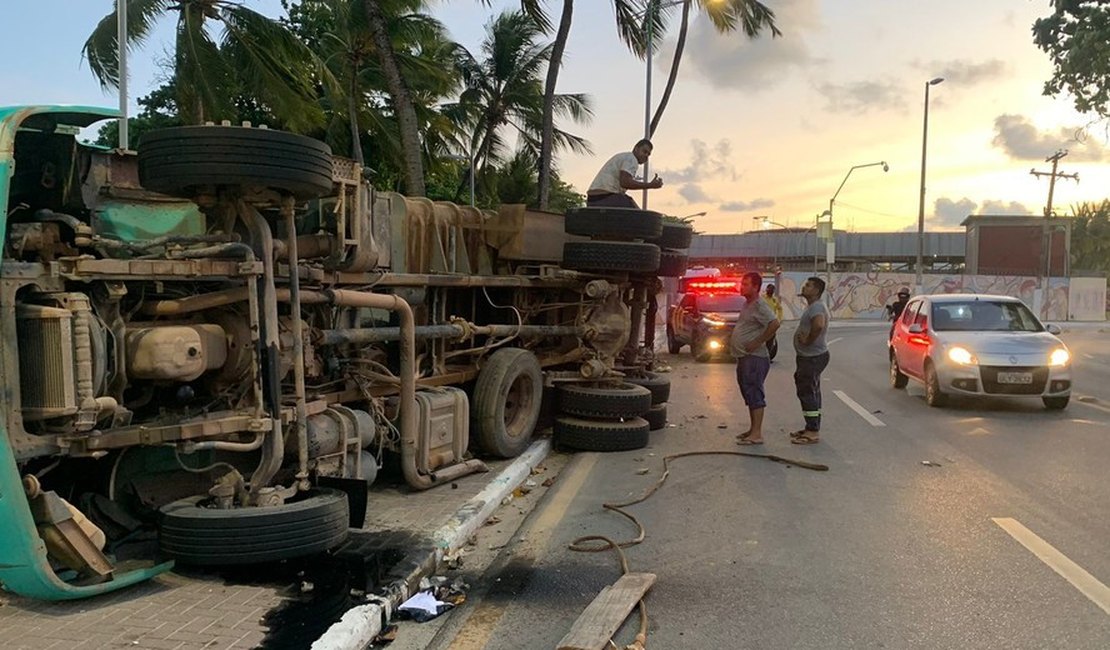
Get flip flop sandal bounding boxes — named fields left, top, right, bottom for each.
left=736, top=438, right=763, bottom=446
left=736, top=431, right=753, bottom=440
left=789, top=430, right=809, bottom=438
left=791, top=434, right=820, bottom=445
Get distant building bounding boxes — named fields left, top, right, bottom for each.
left=961, top=215, right=1070, bottom=277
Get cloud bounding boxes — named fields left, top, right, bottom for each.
left=663, top=0, right=821, bottom=92
left=927, top=196, right=1034, bottom=229
left=980, top=200, right=1033, bottom=215
left=658, top=139, right=738, bottom=183
left=816, top=80, right=905, bottom=114
left=916, top=59, right=1008, bottom=86
left=991, top=114, right=1108, bottom=162
left=933, top=197, right=977, bottom=228
left=679, top=183, right=714, bottom=203
left=720, top=198, right=776, bottom=212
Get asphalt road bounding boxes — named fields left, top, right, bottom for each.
left=396, top=322, right=1110, bottom=650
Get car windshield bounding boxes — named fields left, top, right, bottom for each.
left=930, top=300, right=1043, bottom=332
left=698, top=294, right=746, bottom=312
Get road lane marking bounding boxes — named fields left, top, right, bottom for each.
left=828, top=337, right=843, bottom=346
left=447, top=452, right=599, bottom=650
left=1074, top=397, right=1110, bottom=415
left=1083, top=353, right=1095, bottom=360
left=833, top=390, right=886, bottom=427
left=992, top=517, right=1110, bottom=616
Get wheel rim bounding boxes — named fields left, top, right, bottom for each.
left=503, top=373, right=536, bottom=439
left=890, top=356, right=899, bottom=384
left=926, top=367, right=937, bottom=401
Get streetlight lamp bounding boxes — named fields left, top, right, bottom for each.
left=915, top=76, right=944, bottom=293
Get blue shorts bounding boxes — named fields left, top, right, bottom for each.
left=735, top=355, right=771, bottom=408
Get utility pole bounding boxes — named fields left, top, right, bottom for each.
left=1030, top=150, right=1079, bottom=317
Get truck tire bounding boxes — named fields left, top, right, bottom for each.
left=623, top=371, right=670, bottom=405
left=644, top=403, right=667, bottom=430
left=649, top=222, right=694, bottom=249
left=558, top=382, right=652, bottom=419
left=656, top=250, right=688, bottom=277
left=564, top=207, right=663, bottom=240
left=554, top=416, right=650, bottom=452
left=138, top=126, right=335, bottom=200
left=472, top=348, right=543, bottom=458
left=562, top=242, right=660, bottom=273
left=158, top=488, right=349, bottom=566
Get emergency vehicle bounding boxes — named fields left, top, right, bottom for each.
left=666, top=276, right=746, bottom=362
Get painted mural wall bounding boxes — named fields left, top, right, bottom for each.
left=772, top=272, right=1105, bottom=322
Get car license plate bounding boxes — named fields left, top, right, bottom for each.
left=997, top=371, right=1033, bottom=384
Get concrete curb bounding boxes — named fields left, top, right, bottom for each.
left=311, top=438, right=553, bottom=650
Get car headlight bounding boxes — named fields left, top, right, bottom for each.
left=947, top=346, right=978, bottom=365
left=701, top=317, right=726, bottom=327
left=1049, top=348, right=1070, bottom=366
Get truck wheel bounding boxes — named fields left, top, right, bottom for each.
left=158, top=488, right=349, bottom=566
left=649, top=222, right=694, bottom=249
left=472, top=348, right=543, bottom=458
left=656, top=250, right=688, bottom=277
left=138, top=126, right=335, bottom=200
left=564, top=207, right=663, bottom=240
left=623, top=371, right=670, bottom=405
left=666, top=326, right=682, bottom=354
left=562, top=241, right=660, bottom=274
left=554, top=416, right=650, bottom=452
left=558, top=382, right=653, bottom=419
left=644, top=403, right=667, bottom=430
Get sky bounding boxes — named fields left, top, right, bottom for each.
left=1, top=0, right=1107, bottom=235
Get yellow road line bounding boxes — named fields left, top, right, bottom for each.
left=448, top=452, right=600, bottom=650
left=993, top=517, right=1110, bottom=616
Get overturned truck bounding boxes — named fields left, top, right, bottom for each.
left=0, top=106, right=687, bottom=600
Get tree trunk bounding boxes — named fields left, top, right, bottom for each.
left=347, top=73, right=365, bottom=166
left=649, top=0, right=691, bottom=137
left=538, top=0, right=573, bottom=210
left=363, top=0, right=425, bottom=196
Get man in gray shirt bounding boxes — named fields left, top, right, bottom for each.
left=730, top=272, right=780, bottom=445
left=791, top=277, right=830, bottom=444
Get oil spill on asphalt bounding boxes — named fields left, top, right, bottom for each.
left=176, top=531, right=413, bottom=649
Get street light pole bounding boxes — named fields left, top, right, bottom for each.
left=642, top=0, right=657, bottom=210
left=117, top=0, right=129, bottom=149
left=915, top=77, right=944, bottom=294
left=825, top=160, right=888, bottom=291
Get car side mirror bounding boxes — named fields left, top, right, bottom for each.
left=907, top=324, right=924, bottom=334
left=1046, top=324, right=1062, bottom=335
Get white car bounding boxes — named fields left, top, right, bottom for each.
left=889, top=294, right=1072, bottom=409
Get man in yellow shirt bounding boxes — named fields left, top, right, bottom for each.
left=764, top=284, right=783, bottom=360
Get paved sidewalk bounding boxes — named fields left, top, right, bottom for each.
left=0, top=449, right=538, bottom=650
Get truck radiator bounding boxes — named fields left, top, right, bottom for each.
left=17, top=304, right=79, bottom=420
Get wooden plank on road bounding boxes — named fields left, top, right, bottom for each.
left=556, top=572, right=656, bottom=650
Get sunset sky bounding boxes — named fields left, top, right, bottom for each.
left=2, top=0, right=1107, bottom=234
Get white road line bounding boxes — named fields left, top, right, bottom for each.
left=1075, top=398, right=1110, bottom=415
left=833, top=390, right=886, bottom=427
left=827, top=337, right=843, bottom=345
left=1083, top=353, right=1095, bottom=360
left=992, top=517, right=1110, bottom=616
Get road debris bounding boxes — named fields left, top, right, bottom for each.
left=921, top=460, right=942, bottom=467
left=635, top=468, right=650, bottom=475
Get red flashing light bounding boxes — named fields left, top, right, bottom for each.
left=686, top=278, right=742, bottom=294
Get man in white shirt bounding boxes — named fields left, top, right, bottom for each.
left=586, top=139, right=663, bottom=208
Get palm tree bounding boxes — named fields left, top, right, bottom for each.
left=488, top=1, right=641, bottom=209
left=363, top=0, right=428, bottom=195
left=83, top=0, right=324, bottom=131
left=647, top=0, right=780, bottom=136
left=447, top=10, right=593, bottom=203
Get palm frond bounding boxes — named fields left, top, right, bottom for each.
left=83, top=0, right=174, bottom=89
left=174, top=8, right=233, bottom=123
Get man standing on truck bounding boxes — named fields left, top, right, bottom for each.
left=586, top=139, right=663, bottom=208
left=731, top=272, right=780, bottom=446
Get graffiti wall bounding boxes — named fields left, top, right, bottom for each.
left=772, top=272, right=1105, bottom=321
